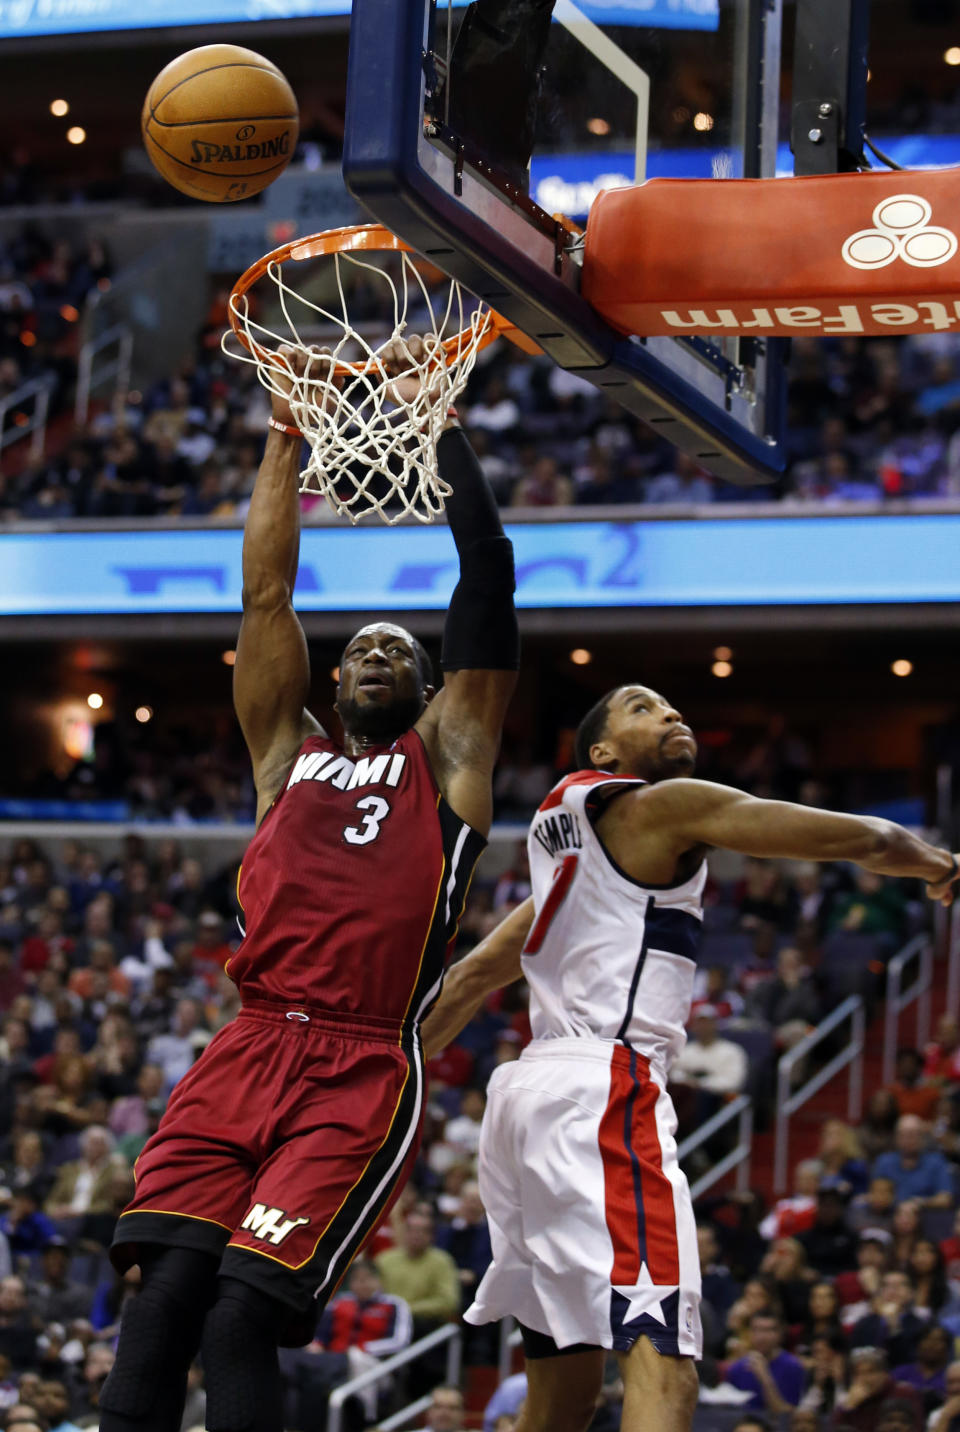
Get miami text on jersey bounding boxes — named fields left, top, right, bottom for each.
left=287, top=750, right=407, bottom=791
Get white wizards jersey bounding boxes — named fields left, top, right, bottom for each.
left=522, top=771, right=706, bottom=1081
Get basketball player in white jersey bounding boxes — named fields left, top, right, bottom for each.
left=422, top=684, right=960, bottom=1432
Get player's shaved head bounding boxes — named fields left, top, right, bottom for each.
left=575, top=690, right=618, bottom=770
left=342, top=623, right=434, bottom=688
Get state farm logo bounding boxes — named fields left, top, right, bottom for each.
left=842, top=194, right=958, bottom=270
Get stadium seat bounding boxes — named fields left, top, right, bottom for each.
left=697, top=933, right=755, bottom=969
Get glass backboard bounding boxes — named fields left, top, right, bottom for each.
left=342, top=0, right=787, bottom=481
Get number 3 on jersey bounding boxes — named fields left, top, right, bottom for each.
left=523, top=853, right=579, bottom=955
left=343, top=795, right=391, bottom=846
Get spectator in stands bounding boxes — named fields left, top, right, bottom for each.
left=0, top=1277, right=36, bottom=1370
left=0, top=1187, right=56, bottom=1254
left=145, top=996, right=207, bottom=1091
left=424, top=1384, right=466, bottom=1431
left=873, top=1116, right=955, bottom=1208
left=444, top=1089, right=486, bottom=1161
left=33, top=1379, right=83, bottom=1432
left=798, top=1331, right=848, bottom=1417
left=830, top=1348, right=923, bottom=1431
left=892, top=1200, right=924, bottom=1272
left=799, top=1184, right=859, bottom=1276
left=510, top=455, right=574, bottom=507
left=436, top=1180, right=492, bottom=1297
left=861, top=1089, right=903, bottom=1162
left=749, top=946, right=820, bottom=1044
left=836, top=1230, right=893, bottom=1322
left=483, top=1373, right=527, bottom=1432
left=760, top=1238, right=817, bottom=1327
left=690, top=964, right=745, bottom=1020
left=891, top=1321, right=952, bottom=1402
left=887, top=1048, right=943, bottom=1122
left=925, top=1015, right=960, bottom=1085
left=818, top=1119, right=870, bottom=1198
left=939, top=1208, right=960, bottom=1278
left=909, top=1240, right=954, bottom=1320
left=74, top=1340, right=115, bottom=1420
left=849, top=1269, right=928, bottom=1366
left=375, top=1209, right=461, bottom=1339
left=279, top=1257, right=411, bottom=1430
left=724, top=1309, right=806, bottom=1414
left=828, top=869, right=907, bottom=942
left=670, top=1006, right=748, bottom=1125
left=699, top=1222, right=742, bottom=1319
left=795, top=1280, right=844, bottom=1356
left=44, top=1125, right=121, bottom=1221
left=27, top=1239, right=88, bottom=1324
left=760, top=1160, right=823, bottom=1240
left=930, top=1360, right=960, bottom=1432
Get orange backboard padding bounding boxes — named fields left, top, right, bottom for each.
left=583, top=169, right=960, bottom=337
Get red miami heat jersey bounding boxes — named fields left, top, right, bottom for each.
left=232, top=729, right=485, bottom=1026
left=522, top=771, right=706, bottom=1083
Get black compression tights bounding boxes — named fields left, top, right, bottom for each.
left=99, top=1246, right=220, bottom=1432
left=202, top=1277, right=285, bottom=1432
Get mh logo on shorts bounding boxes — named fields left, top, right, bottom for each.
left=842, top=194, right=958, bottom=270
left=240, top=1203, right=310, bottom=1246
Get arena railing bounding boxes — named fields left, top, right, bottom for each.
left=326, top=1322, right=461, bottom=1432
left=0, top=376, right=54, bottom=462
left=677, top=1093, right=754, bottom=1201
left=948, top=905, right=960, bottom=1030
left=75, top=322, right=133, bottom=425
left=773, top=995, right=865, bottom=1193
left=882, top=933, right=933, bottom=1087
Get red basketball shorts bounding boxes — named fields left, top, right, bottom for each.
left=111, top=1002, right=424, bottom=1344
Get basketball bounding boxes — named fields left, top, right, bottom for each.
left=141, top=44, right=299, bottom=204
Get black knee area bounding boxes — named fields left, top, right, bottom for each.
left=100, top=1247, right=219, bottom=1419
left=203, top=1278, right=285, bottom=1432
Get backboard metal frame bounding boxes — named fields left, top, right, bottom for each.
left=342, top=0, right=787, bottom=482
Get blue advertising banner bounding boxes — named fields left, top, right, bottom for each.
left=0, top=515, right=956, bottom=615
left=0, top=0, right=716, bottom=37
left=530, top=135, right=960, bottom=218
left=0, top=0, right=350, bottom=36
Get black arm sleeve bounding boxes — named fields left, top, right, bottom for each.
left=438, top=427, right=520, bottom=672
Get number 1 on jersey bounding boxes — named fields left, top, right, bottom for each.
left=523, top=853, right=579, bottom=956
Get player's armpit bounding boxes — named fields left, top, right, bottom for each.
left=420, top=896, right=534, bottom=1057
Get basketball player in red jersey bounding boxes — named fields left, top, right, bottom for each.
left=422, top=685, right=960, bottom=1432
left=98, top=342, right=518, bottom=1432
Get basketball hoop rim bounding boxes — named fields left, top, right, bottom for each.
left=226, top=221, right=513, bottom=375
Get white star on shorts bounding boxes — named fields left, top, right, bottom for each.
left=613, top=1261, right=679, bottom=1327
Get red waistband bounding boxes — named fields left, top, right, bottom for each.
left=239, top=998, right=406, bottom=1043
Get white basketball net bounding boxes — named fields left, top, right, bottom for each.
left=223, top=242, right=496, bottom=524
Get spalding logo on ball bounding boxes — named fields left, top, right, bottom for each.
left=142, top=44, right=299, bottom=203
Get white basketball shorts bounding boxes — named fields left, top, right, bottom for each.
left=465, top=1038, right=702, bottom=1358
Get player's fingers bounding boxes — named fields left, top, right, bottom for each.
left=405, top=333, right=428, bottom=364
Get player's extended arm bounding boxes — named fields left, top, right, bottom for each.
left=420, top=897, right=534, bottom=1058
left=411, top=398, right=519, bottom=832
left=640, top=779, right=960, bottom=902
left=233, top=347, right=323, bottom=821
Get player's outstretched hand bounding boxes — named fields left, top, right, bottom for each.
left=271, top=344, right=340, bottom=428
left=380, top=334, right=443, bottom=409
left=927, top=853, right=960, bottom=906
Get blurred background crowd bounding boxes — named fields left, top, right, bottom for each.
left=5, top=220, right=960, bottom=524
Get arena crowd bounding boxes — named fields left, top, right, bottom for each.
left=0, top=822, right=952, bottom=1430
